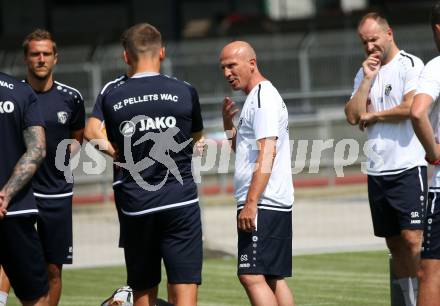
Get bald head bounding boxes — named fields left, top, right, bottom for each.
left=220, top=41, right=257, bottom=62
left=219, top=40, right=265, bottom=94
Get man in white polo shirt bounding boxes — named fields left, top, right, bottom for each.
left=345, top=12, right=427, bottom=306
left=220, top=41, right=295, bottom=306
left=411, top=2, right=440, bottom=305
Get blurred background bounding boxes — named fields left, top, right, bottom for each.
left=0, top=0, right=438, bottom=268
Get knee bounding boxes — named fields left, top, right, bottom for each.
left=47, top=264, right=62, bottom=282
left=238, top=275, right=262, bottom=288
left=402, top=233, right=422, bottom=254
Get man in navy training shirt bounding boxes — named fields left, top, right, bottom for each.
left=0, top=71, right=48, bottom=305
left=84, top=23, right=204, bottom=306
left=0, top=29, right=85, bottom=306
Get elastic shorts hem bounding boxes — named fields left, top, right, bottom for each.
left=237, top=270, right=292, bottom=278
left=421, top=254, right=440, bottom=260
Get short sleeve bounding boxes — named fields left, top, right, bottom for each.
left=91, top=93, right=105, bottom=121
left=416, top=58, right=440, bottom=101
left=23, top=90, right=45, bottom=129
left=190, top=86, right=203, bottom=133
left=350, top=68, right=364, bottom=99
left=253, top=85, right=280, bottom=140
left=404, top=57, right=424, bottom=95
left=70, top=94, right=86, bottom=131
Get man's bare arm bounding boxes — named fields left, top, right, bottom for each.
left=222, top=97, right=239, bottom=152
left=411, top=93, right=440, bottom=161
left=0, top=126, right=46, bottom=206
left=84, top=117, right=116, bottom=158
left=345, top=77, right=372, bottom=125
left=358, top=90, right=417, bottom=131
left=70, top=128, right=84, bottom=157
left=238, top=137, right=277, bottom=232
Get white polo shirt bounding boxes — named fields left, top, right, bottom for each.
left=234, top=80, right=294, bottom=211
left=351, top=50, right=426, bottom=175
left=416, top=56, right=440, bottom=188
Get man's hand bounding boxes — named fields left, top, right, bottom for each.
left=362, top=52, right=381, bottom=80
left=238, top=204, right=257, bottom=232
left=0, top=191, right=9, bottom=219
left=359, top=112, right=378, bottom=131
left=193, top=136, right=206, bottom=157
left=222, top=97, right=239, bottom=131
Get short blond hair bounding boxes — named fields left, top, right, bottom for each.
left=23, top=29, right=57, bottom=55
left=121, top=23, right=162, bottom=62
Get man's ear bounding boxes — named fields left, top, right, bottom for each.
left=159, top=47, right=166, bottom=62
left=435, top=24, right=440, bottom=34
left=249, top=58, right=256, bottom=72
left=123, top=50, right=130, bottom=65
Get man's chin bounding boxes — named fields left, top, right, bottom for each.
left=32, top=72, right=50, bottom=80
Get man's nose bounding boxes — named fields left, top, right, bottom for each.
left=224, top=68, right=231, bottom=78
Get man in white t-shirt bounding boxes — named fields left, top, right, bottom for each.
left=410, top=2, right=440, bottom=305
left=345, top=12, right=427, bottom=306
left=220, top=41, right=295, bottom=306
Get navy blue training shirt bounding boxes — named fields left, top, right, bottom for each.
left=32, top=81, right=85, bottom=198
left=91, top=73, right=203, bottom=216
left=29, top=81, right=85, bottom=198
left=0, top=72, right=45, bottom=216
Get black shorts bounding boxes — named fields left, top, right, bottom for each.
left=36, top=196, right=73, bottom=264
left=368, top=166, right=427, bottom=238
left=0, top=216, right=48, bottom=301
left=122, top=203, right=202, bottom=291
left=237, top=209, right=292, bottom=278
left=422, top=189, right=440, bottom=259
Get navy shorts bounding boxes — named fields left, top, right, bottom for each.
left=122, top=203, right=203, bottom=291
left=36, top=196, right=73, bottom=264
left=368, top=166, right=427, bottom=238
left=0, top=215, right=49, bottom=301
left=422, top=189, right=440, bottom=259
left=237, top=209, right=292, bottom=278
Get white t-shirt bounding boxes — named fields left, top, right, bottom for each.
left=416, top=56, right=440, bottom=188
left=234, top=80, right=294, bottom=211
left=351, top=50, right=426, bottom=175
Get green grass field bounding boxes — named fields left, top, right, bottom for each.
left=8, top=250, right=390, bottom=306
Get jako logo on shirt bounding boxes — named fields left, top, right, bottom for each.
left=119, top=116, right=177, bottom=137
left=139, top=116, right=176, bottom=131
left=0, top=101, right=14, bottom=113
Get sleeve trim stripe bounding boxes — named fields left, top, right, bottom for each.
left=401, top=53, right=415, bottom=67
left=54, top=81, right=83, bottom=99
left=257, top=84, right=261, bottom=108
left=100, top=75, right=126, bottom=95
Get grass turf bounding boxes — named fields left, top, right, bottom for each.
left=7, top=250, right=390, bottom=306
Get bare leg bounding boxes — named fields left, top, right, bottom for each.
left=167, top=283, right=175, bottom=304
left=0, top=267, right=11, bottom=306
left=0, top=266, right=10, bottom=293
left=167, top=284, right=197, bottom=306
left=267, top=277, right=295, bottom=306
left=387, top=230, right=422, bottom=306
left=386, top=230, right=422, bottom=277
left=133, top=286, right=158, bottom=306
left=46, top=264, right=62, bottom=306
left=239, top=275, right=277, bottom=306
left=417, top=259, right=440, bottom=306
